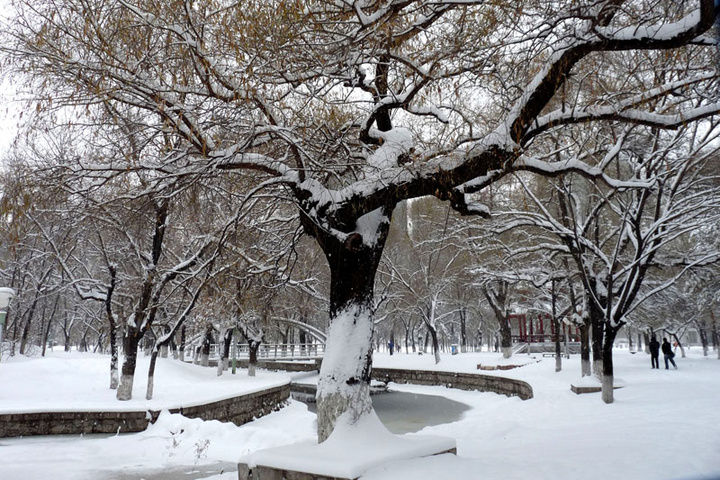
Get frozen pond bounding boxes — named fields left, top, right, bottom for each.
left=301, top=391, right=471, bottom=434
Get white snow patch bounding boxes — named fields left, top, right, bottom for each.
left=366, top=127, right=414, bottom=169
left=244, top=410, right=455, bottom=479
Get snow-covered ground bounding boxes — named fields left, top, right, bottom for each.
left=0, top=348, right=718, bottom=480
left=0, top=351, right=290, bottom=413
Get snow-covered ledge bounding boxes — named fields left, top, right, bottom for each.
left=238, top=411, right=456, bottom=480
left=0, top=382, right=290, bottom=438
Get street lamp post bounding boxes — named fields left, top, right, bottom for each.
left=0, top=287, right=16, bottom=362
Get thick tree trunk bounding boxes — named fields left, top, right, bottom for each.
left=314, top=210, right=390, bottom=442
left=117, top=332, right=140, bottom=400
left=601, top=324, right=621, bottom=404
left=317, top=301, right=374, bottom=443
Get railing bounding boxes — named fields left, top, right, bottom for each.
left=191, top=343, right=325, bottom=361
left=511, top=334, right=581, bottom=344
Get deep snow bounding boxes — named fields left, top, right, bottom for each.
left=0, top=348, right=718, bottom=480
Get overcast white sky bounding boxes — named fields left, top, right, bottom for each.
left=0, top=78, right=20, bottom=153
left=0, top=0, right=18, bottom=154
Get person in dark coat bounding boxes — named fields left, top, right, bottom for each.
left=661, top=338, right=677, bottom=370
left=649, top=336, right=660, bottom=369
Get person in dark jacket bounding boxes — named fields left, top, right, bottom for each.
left=661, top=338, right=677, bottom=370
left=649, top=336, right=660, bottom=369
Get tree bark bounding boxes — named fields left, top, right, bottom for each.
left=41, top=295, right=60, bottom=357
left=19, top=295, right=39, bottom=355
left=601, top=324, right=622, bottom=404
left=248, top=338, right=260, bottom=377
left=580, top=321, right=591, bottom=377
left=500, top=322, right=512, bottom=359
left=590, top=302, right=604, bottom=378
left=146, top=348, right=159, bottom=400
left=117, top=331, right=140, bottom=400
left=429, top=326, right=441, bottom=364
left=552, top=280, right=561, bottom=372
left=218, top=328, right=233, bottom=376
left=179, top=324, right=186, bottom=362
left=460, top=307, right=468, bottom=353
left=697, top=319, right=709, bottom=357
left=313, top=209, right=391, bottom=443
left=201, top=331, right=211, bottom=367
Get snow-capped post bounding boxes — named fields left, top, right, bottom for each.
left=0, top=287, right=16, bottom=363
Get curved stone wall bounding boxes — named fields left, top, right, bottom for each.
left=371, top=368, right=533, bottom=400
left=0, top=383, right=290, bottom=438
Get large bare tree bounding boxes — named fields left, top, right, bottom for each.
left=3, top=0, right=718, bottom=439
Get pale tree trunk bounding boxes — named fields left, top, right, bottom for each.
left=552, top=280, right=561, bottom=372
left=217, top=329, right=232, bottom=376
left=109, top=325, right=119, bottom=390
left=106, top=265, right=120, bottom=389
left=146, top=348, right=159, bottom=400
left=317, top=302, right=374, bottom=443
left=554, top=324, right=562, bottom=372
left=427, top=299, right=441, bottom=364
left=248, top=338, right=260, bottom=377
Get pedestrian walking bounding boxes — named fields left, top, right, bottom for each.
left=649, top=335, right=660, bottom=369
left=661, top=338, right=677, bottom=370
